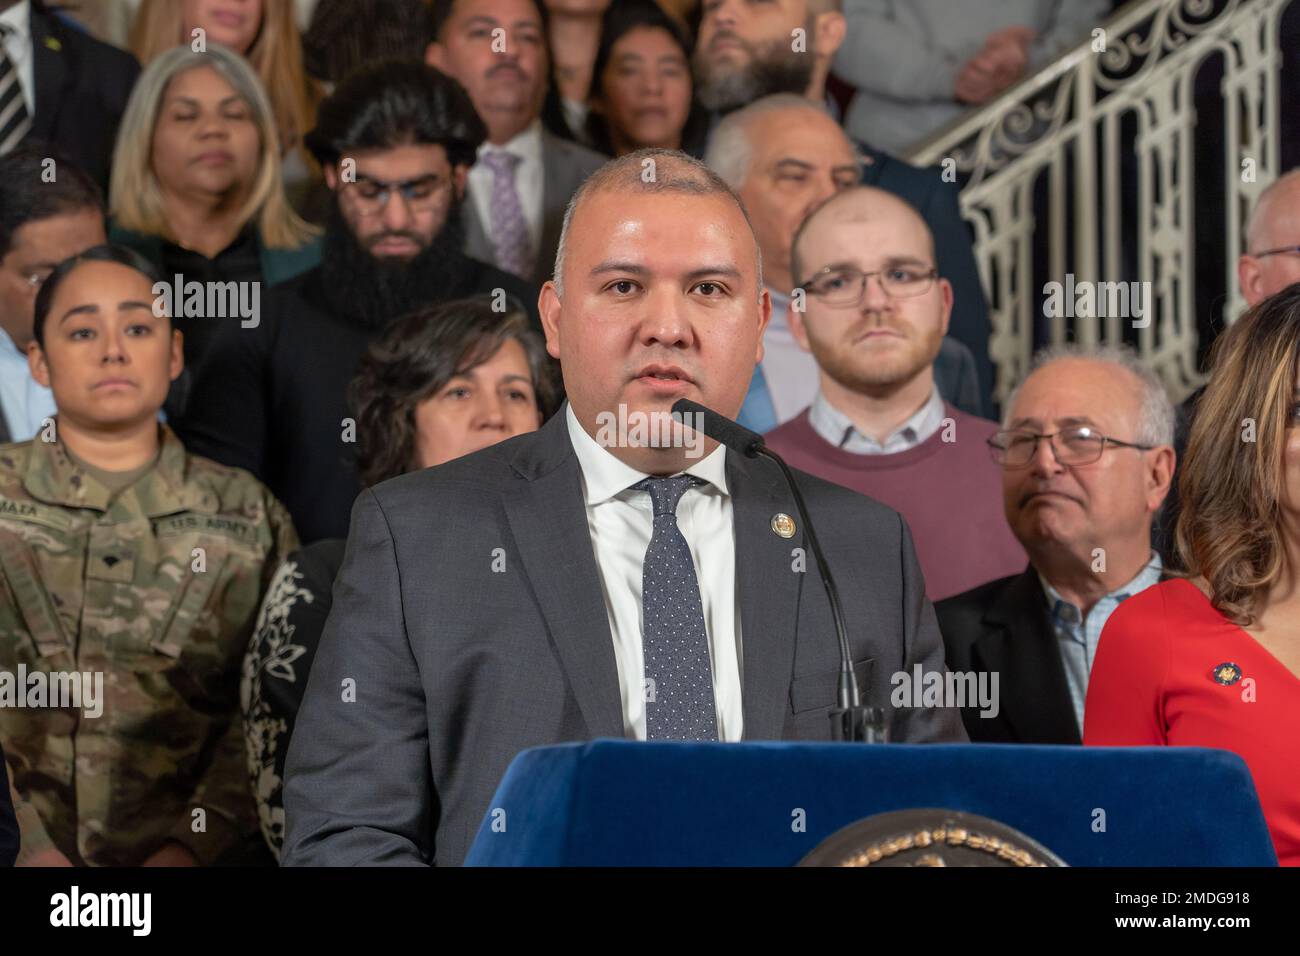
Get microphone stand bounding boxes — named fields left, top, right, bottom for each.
left=753, top=448, right=880, bottom=742
left=671, top=399, right=882, bottom=742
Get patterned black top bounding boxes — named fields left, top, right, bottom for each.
left=241, top=538, right=346, bottom=859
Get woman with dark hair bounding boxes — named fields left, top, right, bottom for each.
left=302, top=0, right=436, bottom=89
left=585, top=0, right=706, bottom=157
left=1085, top=285, right=1300, bottom=866
left=241, top=296, right=557, bottom=858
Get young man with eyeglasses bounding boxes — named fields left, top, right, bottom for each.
left=0, top=143, right=105, bottom=444
left=765, top=185, right=1025, bottom=602
left=935, top=345, right=1176, bottom=744
left=177, top=61, right=540, bottom=543
left=704, top=96, right=986, bottom=431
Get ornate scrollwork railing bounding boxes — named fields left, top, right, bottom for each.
left=906, top=0, right=1293, bottom=405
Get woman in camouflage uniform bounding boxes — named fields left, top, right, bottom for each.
left=0, top=245, right=296, bottom=866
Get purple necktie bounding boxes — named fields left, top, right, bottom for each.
left=480, top=150, right=533, bottom=280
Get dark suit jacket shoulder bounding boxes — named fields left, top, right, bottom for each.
left=936, top=567, right=1080, bottom=745
left=29, top=4, right=140, bottom=192
left=281, top=407, right=964, bottom=866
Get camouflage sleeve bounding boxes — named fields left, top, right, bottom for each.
left=263, top=494, right=300, bottom=589
left=164, top=713, right=258, bottom=865
left=163, top=484, right=297, bottom=864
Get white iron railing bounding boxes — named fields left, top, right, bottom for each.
left=906, top=0, right=1294, bottom=405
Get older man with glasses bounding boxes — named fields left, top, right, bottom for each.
left=935, top=344, right=1176, bottom=744
left=765, top=185, right=1025, bottom=602
left=1239, top=168, right=1300, bottom=307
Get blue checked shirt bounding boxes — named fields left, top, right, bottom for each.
left=1040, top=552, right=1163, bottom=735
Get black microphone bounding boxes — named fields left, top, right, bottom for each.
left=671, top=399, right=880, bottom=742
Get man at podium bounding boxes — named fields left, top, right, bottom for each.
left=280, top=150, right=966, bottom=867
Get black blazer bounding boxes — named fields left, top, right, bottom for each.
left=25, top=2, right=140, bottom=192
left=935, top=566, right=1081, bottom=745
left=281, top=405, right=966, bottom=866
left=1, top=740, right=19, bottom=866
left=860, top=143, right=995, bottom=416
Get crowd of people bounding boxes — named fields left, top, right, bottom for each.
left=0, top=0, right=1295, bottom=869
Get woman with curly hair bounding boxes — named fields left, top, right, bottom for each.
left=1085, top=285, right=1300, bottom=866
left=240, top=296, right=557, bottom=858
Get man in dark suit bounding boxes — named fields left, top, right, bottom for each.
left=692, top=0, right=995, bottom=413
left=281, top=150, right=965, bottom=867
left=0, top=1, right=139, bottom=192
left=426, top=0, right=607, bottom=283
left=936, top=345, right=1175, bottom=744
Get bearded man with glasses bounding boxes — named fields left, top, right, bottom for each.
left=766, top=185, right=1026, bottom=602
left=177, top=61, right=541, bottom=543
left=935, top=344, right=1177, bottom=745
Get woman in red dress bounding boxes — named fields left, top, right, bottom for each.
left=1085, top=286, right=1300, bottom=867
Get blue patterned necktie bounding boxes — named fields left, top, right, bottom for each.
left=634, top=475, right=719, bottom=741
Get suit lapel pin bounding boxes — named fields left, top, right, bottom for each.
left=44, top=37, right=62, bottom=52
left=771, top=513, right=796, bottom=538
left=1212, top=662, right=1242, bottom=685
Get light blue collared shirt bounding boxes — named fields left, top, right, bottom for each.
left=807, top=386, right=947, bottom=455
left=0, top=325, right=54, bottom=443
left=1040, top=552, right=1164, bottom=735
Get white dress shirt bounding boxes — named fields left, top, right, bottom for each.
left=0, top=325, right=53, bottom=442
left=566, top=404, right=745, bottom=741
left=468, top=119, right=545, bottom=258
left=1, top=1, right=34, bottom=116
left=807, top=385, right=947, bottom=454
left=760, top=287, right=821, bottom=424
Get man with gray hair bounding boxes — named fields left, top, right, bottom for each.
left=282, top=147, right=966, bottom=867
left=935, top=344, right=1175, bottom=744
left=704, top=94, right=993, bottom=425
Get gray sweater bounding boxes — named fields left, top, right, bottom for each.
left=834, top=0, right=1110, bottom=155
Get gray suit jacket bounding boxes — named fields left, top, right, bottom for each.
left=463, top=129, right=607, bottom=283
left=280, top=406, right=966, bottom=867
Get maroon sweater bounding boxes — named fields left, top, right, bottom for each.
left=766, top=404, right=1027, bottom=601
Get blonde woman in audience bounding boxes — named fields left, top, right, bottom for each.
left=109, top=45, right=319, bottom=393
left=130, top=0, right=322, bottom=205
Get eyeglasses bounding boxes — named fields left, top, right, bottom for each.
left=987, top=425, right=1156, bottom=468
left=345, top=173, right=451, bottom=216
left=1250, top=244, right=1300, bottom=259
left=798, top=265, right=938, bottom=307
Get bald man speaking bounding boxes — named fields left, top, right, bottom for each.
left=281, top=150, right=965, bottom=867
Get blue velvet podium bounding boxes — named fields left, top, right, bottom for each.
left=464, top=740, right=1276, bottom=866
